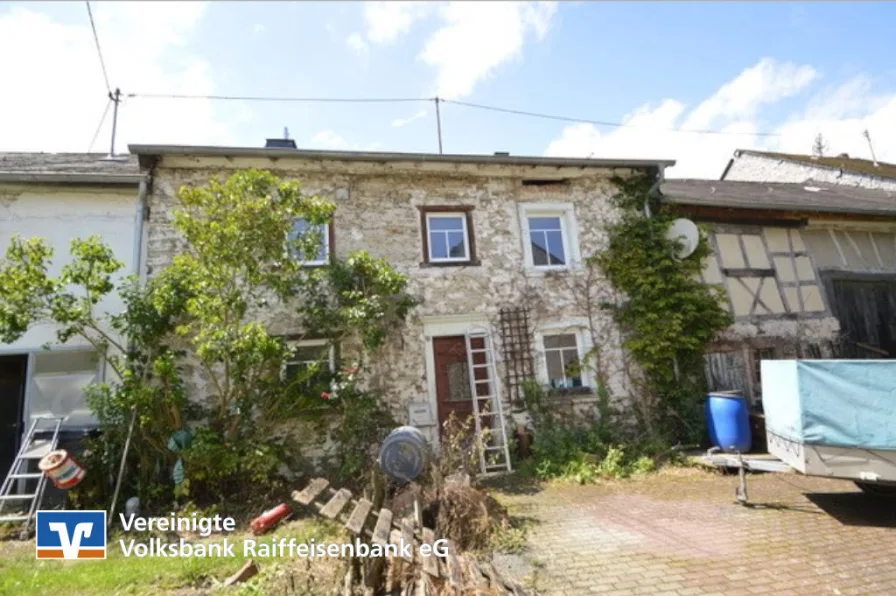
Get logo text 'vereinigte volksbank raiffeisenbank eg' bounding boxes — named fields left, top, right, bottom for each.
left=38, top=511, right=449, bottom=560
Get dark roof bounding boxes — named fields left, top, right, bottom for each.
left=0, top=153, right=142, bottom=185
left=129, top=144, right=675, bottom=170
left=661, top=179, right=896, bottom=217
left=728, top=149, right=896, bottom=181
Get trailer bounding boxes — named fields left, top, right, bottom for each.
left=704, top=359, right=896, bottom=504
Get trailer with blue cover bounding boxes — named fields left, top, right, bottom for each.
left=703, top=359, right=896, bottom=502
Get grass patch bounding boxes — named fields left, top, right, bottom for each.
left=0, top=518, right=342, bottom=595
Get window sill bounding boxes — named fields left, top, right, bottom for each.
left=420, top=260, right=481, bottom=268
left=546, top=386, right=593, bottom=398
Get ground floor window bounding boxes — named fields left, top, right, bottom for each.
left=535, top=324, right=592, bottom=391
left=283, top=340, right=336, bottom=396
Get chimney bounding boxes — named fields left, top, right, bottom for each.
left=494, top=151, right=510, bottom=157
left=265, top=138, right=297, bottom=149
left=266, top=126, right=296, bottom=149
left=837, top=152, right=850, bottom=159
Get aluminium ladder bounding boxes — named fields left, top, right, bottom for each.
left=0, top=416, right=65, bottom=536
left=464, top=327, right=512, bottom=475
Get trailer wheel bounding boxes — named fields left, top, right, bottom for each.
left=854, top=481, right=896, bottom=497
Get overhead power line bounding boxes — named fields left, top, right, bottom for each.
left=443, top=99, right=782, bottom=137
left=125, top=92, right=782, bottom=137
left=85, top=1, right=111, bottom=94
left=127, top=93, right=429, bottom=104
left=88, top=98, right=113, bottom=152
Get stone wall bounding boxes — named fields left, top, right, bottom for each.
left=143, top=155, right=638, bottom=445
left=723, top=152, right=896, bottom=191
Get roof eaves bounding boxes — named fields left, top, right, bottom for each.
left=128, top=144, right=676, bottom=169
left=0, top=173, right=145, bottom=186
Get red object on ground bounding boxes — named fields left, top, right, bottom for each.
left=250, top=503, right=291, bottom=535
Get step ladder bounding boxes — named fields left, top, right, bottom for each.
left=464, top=327, right=512, bottom=475
left=0, top=416, right=65, bottom=536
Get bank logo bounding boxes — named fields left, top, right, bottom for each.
left=36, top=510, right=106, bottom=560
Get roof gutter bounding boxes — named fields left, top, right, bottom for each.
left=0, top=173, right=144, bottom=186
left=128, top=144, right=675, bottom=170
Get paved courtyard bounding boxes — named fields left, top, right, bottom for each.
left=491, top=467, right=896, bottom=595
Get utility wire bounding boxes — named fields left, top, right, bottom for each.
left=443, top=98, right=782, bottom=137
left=127, top=92, right=428, bottom=104
left=125, top=92, right=782, bottom=137
left=85, top=1, right=111, bottom=94
left=88, top=98, right=113, bottom=153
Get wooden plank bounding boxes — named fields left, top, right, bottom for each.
left=372, top=509, right=393, bottom=546
left=444, top=540, right=462, bottom=587
left=400, top=519, right=416, bottom=563
left=344, top=498, right=373, bottom=535
left=420, top=527, right=439, bottom=578
left=291, top=478, right=329, bottom=506
left=319, top=488, right=352, bottom=519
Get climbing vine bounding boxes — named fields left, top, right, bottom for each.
left=592, top=172, right=732, bottom=443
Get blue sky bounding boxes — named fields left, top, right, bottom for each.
left=2, top=1, right=895, bottom=178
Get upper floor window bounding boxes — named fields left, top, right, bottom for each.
left=418, top=206, right=478, bottom=266
left=519, top=203, right=580, bottom=271
left=290, top=218, right=330, bottom=266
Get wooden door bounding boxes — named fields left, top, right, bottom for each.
left=0, top=356, right=27, bottom=476
left=829, top=278, right=896, bottom=358
left=432, top=336, right=490, bottom=434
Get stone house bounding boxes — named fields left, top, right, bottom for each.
left=0, top=153, right=143, bottom=476
left=129, top=142, right=674, bottom=448
left=660, top=178, right=896, bottom=405
left=721, top=149, right=896, bottom=191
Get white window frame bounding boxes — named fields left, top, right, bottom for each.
left=291, top=218, right=330, bottom=267
left=518, top=202, right=581, bottom=272
left=533, top=321, right=594, bottom=390
left=282, top=339, right=336, bottom=382
left=425, top=212, right=470, bottom=263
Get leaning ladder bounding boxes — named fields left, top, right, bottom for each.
left=464, top=328, right=512, bottom=475
left=0, top=416, right=65, bottom=535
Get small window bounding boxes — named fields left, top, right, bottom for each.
left=283, top=340, right=335, bottom=394
left=290, top=218, right=330, bottom=266
left=543, top=333, right=582, bottom=389
left=519, top=203, right=579, bottom=271
left=426, top=213, right=469, bottom=262
left=418, top=206, right=478, bottom=266
left=528, top=216, right=566, bottom=267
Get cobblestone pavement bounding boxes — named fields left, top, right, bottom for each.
left=490, top=468, right=896, bottom=595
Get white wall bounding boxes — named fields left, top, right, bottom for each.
left=0, top=184, right=138, bottom=428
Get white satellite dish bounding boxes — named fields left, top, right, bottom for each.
left=665, top=218, right=700, bottom=260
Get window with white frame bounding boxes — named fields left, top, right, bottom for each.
left=535, top=324, right=592, bottom=391
left=290, top=218, right=329, bottom=265
left=425, top=213, right=470, bottom=262
left=519, top=203, right=579, bottom=270
left=283, top=339, right=335, bottom=390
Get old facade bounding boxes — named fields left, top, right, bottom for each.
left=721, top=149, right=896, bottom=191
left=661, top=179, right=896, bottom=403
left=0, top=153, right=143, bottom=475
left=131, top=143, right=674, bottom=447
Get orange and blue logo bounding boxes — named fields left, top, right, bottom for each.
left=36, top=510, right=106, bottom=560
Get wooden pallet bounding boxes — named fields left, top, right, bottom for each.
left=291, top=478, right=530, bottom=595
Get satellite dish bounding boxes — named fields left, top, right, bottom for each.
left=665, top=218, right=700, bottom=260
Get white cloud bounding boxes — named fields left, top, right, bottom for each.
left=0, top=3, right=247, bottom=153
left=363, top=1, right=431, bottom=44
left=391, top=110, right=427, bottom=127
left=346, top=32, right=369, bottom=55
left=252, top=23, right=265, bottom=34
left=311, top=130, right=350, bottom=150
left=544, top=58, right=896, bottom=179
left=419, top=1, right=557, bottom=99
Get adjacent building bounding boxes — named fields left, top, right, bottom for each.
left=0, top=153, right=143, bottom=474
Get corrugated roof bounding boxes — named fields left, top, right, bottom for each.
left=734, top=149, right=896, bottom=181
left=129, top=144, right=675, bottom=170
left=0, top=152, right=141, bottom=185
left=661, top=179, right=896, bottom=217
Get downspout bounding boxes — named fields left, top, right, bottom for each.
left=644, top=165, right=665, bottom=218
left=109, top=166, right=153, bottom=526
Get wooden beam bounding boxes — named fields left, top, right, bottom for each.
left=292, top=478, right=329, bottom=506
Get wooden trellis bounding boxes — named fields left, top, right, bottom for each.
left=498, top=306, right=535, bottom=411
left=292, top=478, right=530, bottom=595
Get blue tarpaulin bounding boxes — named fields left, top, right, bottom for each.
left=761, top=360, right=896, bottom=451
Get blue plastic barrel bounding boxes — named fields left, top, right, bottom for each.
left=706, top=393, right=752, bottom=453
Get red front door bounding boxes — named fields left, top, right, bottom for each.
left=432, top=336, right=489, bottom=435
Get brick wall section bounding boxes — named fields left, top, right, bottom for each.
left=143, top=155, right=636, bottom=435
left=723, top=152, right=896, bottom=190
